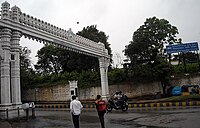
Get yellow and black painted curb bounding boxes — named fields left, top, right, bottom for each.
left=35, top=104, right=95, bottom=108
left=128, top=101, right=200, bottom=108
left=35, top=101, right=200, bottom=109
left=36, top=104, right=68, bottom=109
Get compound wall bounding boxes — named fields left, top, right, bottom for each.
left=21, top=75, right=200, bottom=102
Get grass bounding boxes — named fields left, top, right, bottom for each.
left=132, top=94, right=200, bottom=103
left=163, top=94, right=200, bottom=102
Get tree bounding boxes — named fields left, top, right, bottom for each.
left=152, top=57, right=172, bottom=95
left=35, top=45, right=67, bottom=75
left=124, top=17, right=179, bottom=95
left=77, top=25, right=111, bottom=55
left=76, top=25, right=112, bottom=71
left=20, top=47, right=32, bottom=70
left=20, top=47, right=35, bottom=88
left=174, top=52, right=198, bottom=64
left=125, top=17, right=178, bottom=65
left=35, top=25, right=112, bottom=74
left=113, top=52, right=124, bottom=68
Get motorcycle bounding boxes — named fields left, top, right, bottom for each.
left=106, top=94, right=128, bottom=112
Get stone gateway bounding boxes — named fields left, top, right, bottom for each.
left=0, top=1, right=110, bottom=110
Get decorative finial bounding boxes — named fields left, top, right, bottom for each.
left=1, top=1, right=10, bottom=19
left=2, top=1, right=10, bottom=7
left=11, top=5, right=21, bottom=12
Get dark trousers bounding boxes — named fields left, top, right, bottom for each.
left=98, top=112, right=105, bottom=128
left=72, top=114, right=80, bottom=128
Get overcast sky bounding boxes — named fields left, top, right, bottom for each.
left=4, top=0, right=200, bottom=67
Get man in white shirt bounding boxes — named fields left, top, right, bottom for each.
left=70, top=95, right=83, bottom=128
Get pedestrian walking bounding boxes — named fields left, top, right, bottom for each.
left=70, top=95, right=83, bottom=128
left=95, top=95, right=107, bottom=128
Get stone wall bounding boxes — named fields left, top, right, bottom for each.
left=22, top=84, right=70, bottom=102
left=170, top=75, right=200, bottom=86
left=21, top=76, right=200, bottom=102
left=79, top=81, right=162, bottom=100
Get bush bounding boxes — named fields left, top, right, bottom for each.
left=23, top=62, right=200, bottom=89
left=172, top=63, right=199, bottom=74
left=108, top=68, right=127, bottom=84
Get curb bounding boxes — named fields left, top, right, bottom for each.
left=35, top=101, right=200, bottom=109
left=36, top=104, right=68, bottom=109
left=128, top=101, right=200, bottom=108
left=35, top=104, right=95, bottom=108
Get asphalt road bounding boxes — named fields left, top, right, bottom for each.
left=3, top=107, right=200, bottom=128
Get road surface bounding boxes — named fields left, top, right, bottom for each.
left=2, top=107, right=200, bottom=128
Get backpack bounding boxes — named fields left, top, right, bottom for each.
left=97, top=100, right=107, bottom=111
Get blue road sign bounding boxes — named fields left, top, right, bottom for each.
left=166, top=42, right=199, bottom=54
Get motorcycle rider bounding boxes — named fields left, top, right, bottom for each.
left=118, top=91, right=124, bottom=107
left=107, top=91, right=128, bottom=112
left=113, top=91, right=123, bottom=108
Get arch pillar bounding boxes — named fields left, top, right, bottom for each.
left=0, top=28, right=12, bottom=106
left=10, top=31, right=22, bottom=105
left=98, top=57, right=110, bottom=99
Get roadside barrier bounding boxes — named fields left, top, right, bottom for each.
left=36, top=104, right=68, bottom=109
left=128, top=101, right=200, bottom=108
left=35, top=104, right=95, bottom=108
left=35, top=101, right=200, bottom=109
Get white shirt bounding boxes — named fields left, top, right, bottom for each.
left=70, top=99, right=83, bottom=115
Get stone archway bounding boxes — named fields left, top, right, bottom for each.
left=0, top=1, right=110, bottom=109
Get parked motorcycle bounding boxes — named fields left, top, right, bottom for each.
left=106, top=94, right=128, bottom=112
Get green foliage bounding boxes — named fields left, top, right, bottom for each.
left=124, top=17, right=179, bottom=94
left=172, top=63, right=199, bottom=74
left=20, top=47, right=36, bottom=88
left=186, top=63, right=199, bottom=73
left=77, top=71, right=100, bottom=88
left=21, top=68, right=131, bottom=88
left=108, top=68, right=127, bottom=84
left=164, top=94, right=200, bottom=102
left=21, top=18, right=200, bottom=90
left=124, top=16, right=179, bottom=65
left=25, top=70, right=100, bottom=88
left=77, top=25, right=112, bottom=56
left=35, top=45, right=65, bottom=75
left=51, top=74, right=61, bottom=82
left=126, top=64, right=156, bottom=82
left=76, top=25, right=112, bottom=70
left=35, top=25, right=112, bottom=74
left=20, top=68, right=36, bottom=88
left=23, top=25, right=113, bottom=88
left=172, top=64, right=185, bottom=73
